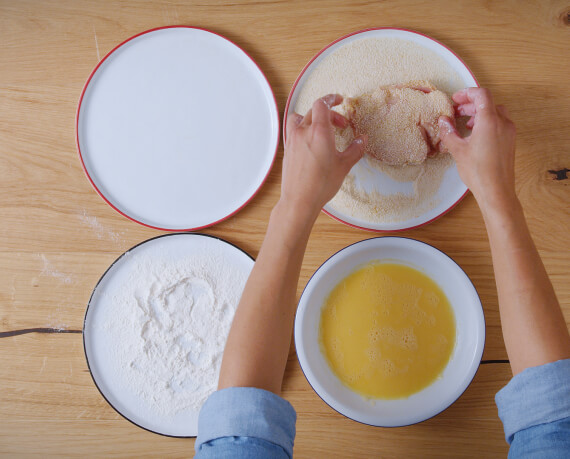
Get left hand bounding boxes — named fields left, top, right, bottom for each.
left=281, top=94, right=367, bottom=219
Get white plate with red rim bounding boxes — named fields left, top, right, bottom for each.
left=294, top=237, right=485, bottom=427
left=284, top=28, right=479, bottom=232
left=77, top=26, right=279, bottom=231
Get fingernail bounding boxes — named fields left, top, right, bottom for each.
left=322, top=94, right=338, bottom=108
left=439, top=119, right=452, bottom=133
left=354, top=137, right=363, bottom=144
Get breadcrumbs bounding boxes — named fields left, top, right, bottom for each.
left=340, top=81, right=454, bottom=165
left=294, top=36, right=467, bottom=224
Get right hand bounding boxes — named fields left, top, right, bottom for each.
left=438, top=88, right=517, bottom=209
left=281, top=94, right=367, bottom=221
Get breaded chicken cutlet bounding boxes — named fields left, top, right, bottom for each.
left=340, top=81, right=455, bottom=166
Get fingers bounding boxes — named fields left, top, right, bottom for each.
left=456, top=101, right=509, bottom=131
left=312, top=97, right=334, bottom=127
left=331, top=111, right=349, bottom=128
left=456, top=103, right=476, bottom=117
left=496, top=105, right=510, bottom=118
left=294, top=108, right=347, bottom=133
left=466, top=88, right=495, bottom=113
left=301, top=94, right=344, bottom=129
left=453, top=88, right=501, bottom=134
left=438, top=116, right=467, bottom=155
left=321, top=93, right=343, bottom=109
left=452, top=89, right=471, bottom=105
left=452, top=88, right=495, bottom=114
left=299, top=108, right=312, bottom=128
left=286, top=112, right=303, bottom=139
left=340, top=135, right=367, bottom=169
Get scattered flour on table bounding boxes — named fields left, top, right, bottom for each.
left=100, top=245, right=249, bottom=418
left=294, top=37, right=468, bottom=223
left=78, top=210, right=123, bottom=245
left=39, top=254, right=75, bottom=284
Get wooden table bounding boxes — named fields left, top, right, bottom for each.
left=1, top=0, right=568, bottom=456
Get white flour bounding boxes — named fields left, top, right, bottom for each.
left=100, top=242, right=249, bottom=419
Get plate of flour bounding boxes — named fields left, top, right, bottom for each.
left=284, top=28, right=478, bottom=231
left=77, top=26, right=279, bottom=231
left=83, top=233, right=253, bottom=437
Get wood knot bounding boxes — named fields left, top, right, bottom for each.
left=560, top=9, right=570, bottom=25
left=548, top=168, right=570, bottom=180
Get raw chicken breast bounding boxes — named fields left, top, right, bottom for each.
left=341, top=81, right=455, bottom=166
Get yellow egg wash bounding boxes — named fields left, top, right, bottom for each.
left=319, top=262, right=455, bottom=399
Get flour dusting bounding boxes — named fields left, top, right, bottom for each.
left=40, top=254, right=74, bottom=284
left=79, top=210, right=123, bottom=244
left=97, top=240, right=250, bottom=418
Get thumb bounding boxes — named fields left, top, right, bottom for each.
left=286, top=112, right=303, bottom=141
left=438, top=116, right=466, bottom=156
left=341, top=135, right=367, bottom=169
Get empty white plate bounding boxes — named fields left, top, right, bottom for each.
left=77, top=26, right=279, bottom=230
left=83, top=233, right=254, bottom=437
left=285, top=28, right=478, bottom=231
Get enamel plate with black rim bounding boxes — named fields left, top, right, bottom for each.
left=285, top=28, right=478, bottom=232
left=83, top=233, right=254, bottom=437
left=77, top=27, right=278, bottom=231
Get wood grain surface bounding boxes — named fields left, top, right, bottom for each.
left=1, top=0, right=569, bottom=457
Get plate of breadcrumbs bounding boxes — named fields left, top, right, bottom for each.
left=285, top=28, right=478, bottom=231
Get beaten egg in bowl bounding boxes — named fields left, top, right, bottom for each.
left=295, top=237, right=485, bottom=427
left=319, top=262, right=455, bottom=400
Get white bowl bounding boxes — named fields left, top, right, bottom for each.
left=294, top=237, right=485, bottom=427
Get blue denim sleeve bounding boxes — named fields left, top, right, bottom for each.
left=194, top=387, right=297, bottom=459
left=495, top=359, right=570, bottom=457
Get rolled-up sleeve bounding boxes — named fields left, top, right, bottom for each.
left=195, top=387, right=297, bottom=459
left=495, top=358, right=570, bottom=456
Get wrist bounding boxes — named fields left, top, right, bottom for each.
left=478, top=191, right=524, bottom=226
left=274, top=197, right=320, bottom=226
left=474, top=189, right=519, bottom=217
left=271, top=199, right=318, bottom=242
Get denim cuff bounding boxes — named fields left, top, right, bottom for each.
left=196, top=387, right=297, bottom=457
left=495, top=358, right=570, bottom=443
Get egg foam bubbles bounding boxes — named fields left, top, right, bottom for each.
left=319, top=262, right=455, bottom=399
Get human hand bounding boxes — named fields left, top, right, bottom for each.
left=438, top=88, right=517, bottom=210
left=281, top=94, right=367, bottom=220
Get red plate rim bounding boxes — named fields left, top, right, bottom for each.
left=76, top=25, right=280, bottom=232
left=283, top=27, right=479, bottom=233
